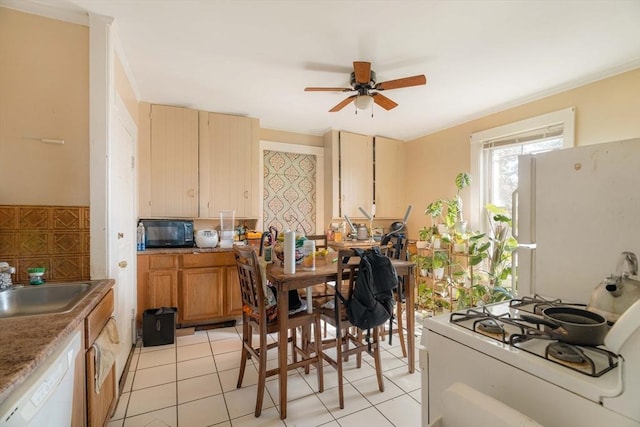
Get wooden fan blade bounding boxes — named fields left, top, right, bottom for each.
left=375, top=74, right=426, bottom=90
left=329, top=95, right=357, bottom=112
left=305, top=87, right=352, bottom=92
left=353, top=61, right=371, bottom=84
left=372, top=93, right=398, bottom=110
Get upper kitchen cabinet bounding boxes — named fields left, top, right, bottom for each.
left=324, top=131, right=406, bottom=220
left=199, top=112, right=259, bottom=218
left=374, top=136, right=406, bottom=218
left=138, top=103, right=199, bottom=218
left=339, top=131, right=374, bottom=218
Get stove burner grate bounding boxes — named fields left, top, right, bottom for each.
left=450, top=306, right=529, bottom=343
left=547, top=342, right=587, bottom=363
left=509, top=331, right=618, bottom=377
left=477, top=318, right=504, bottom=334
left=509, top=294, right=587, bottom=315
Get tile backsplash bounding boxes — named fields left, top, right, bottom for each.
left=0, top=205, right=90, bottom=283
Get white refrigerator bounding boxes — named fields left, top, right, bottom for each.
left=514, top=138, right=640, bottom=303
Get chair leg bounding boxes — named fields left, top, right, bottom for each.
left=292, top=327, right=299, bottom=364
left=335, top=329, right=345, bottom=409
left=301, top=325, right=311, bottom=375
left=372, top=327, right=385, bottom=393
left=254, top=325, right=269, bottom=417
left=313, top=316, right=324, bottom=393
left=396, top=299, right=408, bottom=358
left=237, top=318, right=250, bottom=388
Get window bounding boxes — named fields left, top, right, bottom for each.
left=470, top=108, right=575, bottom=230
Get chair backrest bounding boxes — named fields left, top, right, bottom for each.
left=305, top=234, right=328, bottom=250
left=233, top=245, right=267, bottom=319
left=336, top=249, right=359, bottom=300
left=383, top=235, right=407, bottom=260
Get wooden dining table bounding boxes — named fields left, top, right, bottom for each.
left=266, top=257, right=416, bottom=419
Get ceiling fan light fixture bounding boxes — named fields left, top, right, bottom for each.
left=355, top=94, right=373, bottom=110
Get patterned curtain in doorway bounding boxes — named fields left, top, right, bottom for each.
left=263, top=150, right=316, bottom=234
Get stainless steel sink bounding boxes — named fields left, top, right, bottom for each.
left=0, top=283, right=93, bottom=318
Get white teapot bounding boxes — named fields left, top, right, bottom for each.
left=588, top=252, right=640, bottom=323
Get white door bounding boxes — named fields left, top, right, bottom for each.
left=109, top=97, right=137, bottom=377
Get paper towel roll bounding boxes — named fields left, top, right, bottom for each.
left=284, top=230, right=296, bottom=274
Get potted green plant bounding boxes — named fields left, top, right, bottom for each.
left=412, top=254, right=432, bottom=277
left=466, top=204, right=518, bottom=306
left=452, top=231, right=469, bottom=253
left=417, top=226, right=434, bottom=249
left=453, top=172, right=471, bottom=233
left=425, top=200, right=444, bottom=227
left=432, top=251, right=449, bottom=280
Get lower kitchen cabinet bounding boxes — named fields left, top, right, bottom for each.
left=137, top=251, right=241, bottom=328
left=180, top=267, right=225, bottom=323
left=85, top=288, right=116, bottom=427
left=225, top=267, right=242, bottom=316
left=136, top=254, right=179, bottom=327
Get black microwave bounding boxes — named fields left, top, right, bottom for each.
left=142, top=219, right=194, bottom=248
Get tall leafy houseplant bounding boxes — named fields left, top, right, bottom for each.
left=424, top=200, right=443, bottom=227
left=451, top=172, right=471, bottom=231
left=424, top=172, right=471, bottom=232
left=460, top=204, right=518, bottom=308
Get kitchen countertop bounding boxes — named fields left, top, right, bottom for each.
left=137, top=247, right=235, bottom=254
left=0, top=279, right=114, bottom=405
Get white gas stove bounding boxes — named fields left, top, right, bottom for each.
left=420, top=295, right=640, bottom=427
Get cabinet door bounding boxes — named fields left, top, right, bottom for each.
left=136, top=254, right=149, bottom=329
left=200, top=112, right=259, bottom=218
left=179, top=267, right=225, bottom=323
left=339, top=131, right=373, bottom=218
left=224, top=266, right=243, bottom=316
left=86, top=348, right=116, bottom=427
left=149, top=104, right=199, bottom=218
left=375, top=136, right=406, bottom=218
left=148, top=270, right=178, bottom=309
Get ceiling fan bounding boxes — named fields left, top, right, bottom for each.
left=305, top=61, right=427, bottom=112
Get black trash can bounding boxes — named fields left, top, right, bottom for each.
left=143, top=307, right=177, bottom=347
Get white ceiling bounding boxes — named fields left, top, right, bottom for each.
left=27, top=0, right=640, bottom=140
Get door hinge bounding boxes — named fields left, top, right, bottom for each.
left=131, top=156, right=135, bottom=169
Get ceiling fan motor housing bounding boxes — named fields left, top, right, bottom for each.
left=350, top=70, right=376, bottom=91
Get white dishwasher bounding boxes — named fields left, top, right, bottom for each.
left=0, top=330, right=81, bottom=427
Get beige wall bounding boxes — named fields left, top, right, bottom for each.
left=0, top=8, right=89, bottom=205
left=404, top=68, right=640, bottom=238
left=114, top=53, right=138, bottom=124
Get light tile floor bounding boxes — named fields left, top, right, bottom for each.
left=108, top=318, right=423, bottom=427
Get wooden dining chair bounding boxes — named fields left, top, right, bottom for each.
left=302, top=234, right=333, bottom=337
left=381, top=235, right=408, bottom=358
left=233, top=245, right=324, bottom=417
left=314, top=248, right=385, bottom=409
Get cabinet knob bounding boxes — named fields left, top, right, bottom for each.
left=118, top=261, right=128, bottom=268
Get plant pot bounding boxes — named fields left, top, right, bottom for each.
left=434, top=267, right=445, bottom=280
left=416, top=240, right=429, bottom=249
left=437, top=224, right=448, bottom=235
left=432, top=237, right=441, bottom=249
left=420, top=268, right=429, bottom=277
left=454, top=220, right=467, bottom=234
left=453, top=242, right=466, bottom=253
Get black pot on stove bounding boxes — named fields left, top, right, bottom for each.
left=520, top=307, right=609, bottom=347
